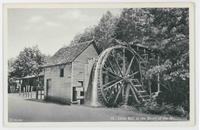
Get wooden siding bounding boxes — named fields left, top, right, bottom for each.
left=44, top=63, right=72, bottom=103
left=72, top=44, right=98, bottom=91
left=43, top=44, right=98, bottom=104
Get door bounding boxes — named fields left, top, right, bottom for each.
left=46, top=79, right=52, bottom=97
left=72, top=87, right=77, bottom=102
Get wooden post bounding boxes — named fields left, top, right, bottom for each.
left=124, top=85, right=130, bottom=105
left=40, top=89, right=42, bottom=99
left=20, top=81, right=22, bottom=95
left=30, top=86, right=32, bottom=98
left=122, top=86, right=125, bottom=102
left=26, top=85, right=28, bottom=97
left=36, top=85, right=38, bottom=100
left=23, top=87, right=25, bottom=97
left=122, top=48, right=126, bottom=76
left=18, top=82, right=22, bottom=96
left=28, top=85, right=30, bottom=98
left=157, top=55, right=160, bottom=92
left=24, top=86, right=26, bottom=97
left=148, top=80, right=152, bottom=95
left=36, top=76, right=40, bottom=99
left=28, top=85, right=31, bottom=98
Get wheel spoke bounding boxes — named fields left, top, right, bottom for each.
left=127, top=80, right=140, bottom=103
left=125, top=55, right=135, bottom=76
left=113, top=83, right=124, bottom=105
left=105, top=57, right=118, bottom=75
left=102, top=71, right=118, bottom=80
left=102, top=67, right=122, bottom=78
left=102, top=78, right=122, bottom=89
left=103, top=79, right=124, bottom=90
left=111, top=51, right=123, bottom=77
left=97, top=45, right=144, bottom=106
left=126, top=71, right=139, bottom=79
left=120, top=41, right=145, bottom=62
left=107, top=84, right=116, bottom=100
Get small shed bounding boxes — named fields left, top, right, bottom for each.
left=42, top=40, right=99, bottom=104
left=15, top=73, right=44, bottom=93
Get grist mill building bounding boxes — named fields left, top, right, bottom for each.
left=43, top=40, right=99, bottom=104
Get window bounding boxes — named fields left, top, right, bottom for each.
left=60, top=68, right=64, bottom=77
left=80, top=91, right=84, bottom=96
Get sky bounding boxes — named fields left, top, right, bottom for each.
left=7, top=8, right=121, bottom=59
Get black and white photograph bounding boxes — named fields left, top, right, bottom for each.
left=3, top=3, right=195, bottom=126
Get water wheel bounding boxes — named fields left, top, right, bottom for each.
left=90, top=45, right=150, bottom=107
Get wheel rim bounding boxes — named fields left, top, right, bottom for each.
left=96, top=45, right=142, bottom=106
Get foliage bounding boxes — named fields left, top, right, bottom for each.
left=136, top=98, right=187, bottom=117
left=71, top=27, right=95, bottom=46
left=71, top=11, right=118, bottom=52
left=9, top=45, right=48, bottom=78
left=68, top=8, right=189, bottom=113
left=115, top=8, right=189, bottom=112
left=93, top=11, right=118, bottom=51
left=115, top=9, right=150, bottom=43
left=7, top=8, right=190, bottom=115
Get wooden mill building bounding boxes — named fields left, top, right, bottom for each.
left=43, top=40, right=99, bottom=104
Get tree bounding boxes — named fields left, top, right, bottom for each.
left=142, top=8, right=189, bottom=111
left=8, top=58, right=16, bottom=93
left=69, top=8, right=189, bottom=112
left=103, top=8, right=189, bottom=111
left=115, top=9, right=149, bottom=43
left=93, top=11, right=118, bottom=51
left=71, top=27, right=95, bottom=45
left=71, top=11, right=118, bottom=52
left=9, top=45, right=47, bottom=78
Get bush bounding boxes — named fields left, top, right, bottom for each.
left=173, top=106, right=187, bottom=117
left=134, top=99, right=188, bottom=118
left=142, top=100, right=165, bottom=114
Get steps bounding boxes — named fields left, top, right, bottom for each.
left=130, top=79, right=150, bottom=103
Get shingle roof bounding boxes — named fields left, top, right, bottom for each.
left=43, top=40, right=94, bottom=67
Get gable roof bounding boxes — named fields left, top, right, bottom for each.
left=43, top=40, right=97, bottom=67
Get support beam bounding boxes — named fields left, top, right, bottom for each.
left=23, top=87, right=25, bottom=97
left=36, top=85, right=38, bottom=100
left=30, top=86, right=33, bottom=98
left=148, top=80, right=152, bottom=95
left=27, top=85, right=30, bottom=98
left=18, top=82, right=21, bottom=96
left=26, top=85, right=28, bottom=97
left=157, top=55, right=160, bottom=92
left=40, top=90, right=42, bottom=99
left=122, top=48, right=126, bottom=75
left=124, top=85, right=131, bottom=105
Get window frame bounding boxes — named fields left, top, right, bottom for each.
left=60, top=68, right=64, bottom=77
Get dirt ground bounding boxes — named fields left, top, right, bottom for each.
left=8, top=93, right=185, bottom=122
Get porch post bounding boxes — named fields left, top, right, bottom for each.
left=30, top=86, right=32, bottom=98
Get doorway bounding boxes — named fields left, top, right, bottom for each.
left=46, top=79, right=52, bottom=97
left=72, top=87, right=77, bottom=102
